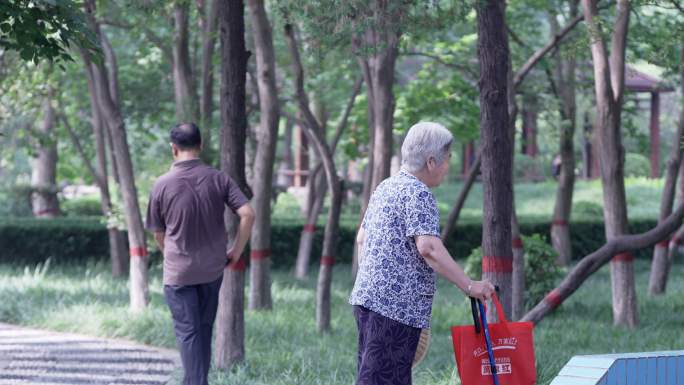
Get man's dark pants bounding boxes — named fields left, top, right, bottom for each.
left=164, top=275, right=223, bottom=385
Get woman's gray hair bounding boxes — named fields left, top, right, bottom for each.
left=401, top=122, right=454, bottom=173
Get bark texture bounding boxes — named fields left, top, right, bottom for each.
left=582, top=0, right=636, bottom=327
left=173, top=1, right=200, bottom=124
left=477, top=0, right=513, bottom=318
left=549, top=3, right=578, bottom=266
left=245, top=0, right=279, bottom=310
left=294, top=77, right=362, bottom=279
left=214, top=0, right=251, bottom=368
left=648, top=43, right=684, bottom=295
left=84, top=0, right=149, bottom=311
left=30, top=87, right=60, bottom=218
left=285, top=23, right=343, bottom=332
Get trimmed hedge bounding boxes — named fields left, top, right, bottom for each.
left=0, top=217, right=110, bottom=265
left=0, top=216, right=661, bottom=267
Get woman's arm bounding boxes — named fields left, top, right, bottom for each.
left=356, top=226, right=366, bottom=264
left=415, top=234, right=495, bottom=301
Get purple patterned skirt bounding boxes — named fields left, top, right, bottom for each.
left=353, top=305, right=422, bottom=385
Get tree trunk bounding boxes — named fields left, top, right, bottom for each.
left=62, top=106, right=127, bottom=277
left=582, top=0, right=637, bottom=328
left=549, top=4, right=578, bottom=266
left=173, top=1, right=200, bottom=124
left=97, top=30, right=129, bottom=276
left=277, top=118, right=294, bottom=186
left=648, top=43, right=684, bottom=295
left=523, top=200, right=684, bottom=325
left=295, top=166, right=325, bottom=279
left=285, top=23, right=343, bottom=332
left=294, top=77, right=362, bottom=279
left=31, top=87, right=60, bottom=218
left=351, top=51, right=375, bottom=278
left=84, top=0, right=149, bottom=310
left=199, top=0, right=219, bottom=164
left=508, top=64, right=524, bottom=321
left=521, top=94, right=538, bottom=159
left=511, top=207, right=525, bottom=321
left=246, top=0, right=279, bottom=311
left=442, top=152, right=481, bottom=241
left=477, top=0, right=513, bottom=318
left=214, top=0, right=251, bottom=368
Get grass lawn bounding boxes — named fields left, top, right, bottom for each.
left=0, top=256, right=683, bottom=384
left=274, top=177, right=665, bottom=227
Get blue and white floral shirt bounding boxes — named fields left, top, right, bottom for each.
left=349, top=170, right=441, bottom=329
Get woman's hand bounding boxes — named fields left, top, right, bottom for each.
left=466, top=279, right=496, bottom=302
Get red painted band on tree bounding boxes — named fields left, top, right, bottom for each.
left=544, top=289, right=563, bottom=309
left=551, top=219, right=568, bottom=226
left=512, top=238, right=524, bottom=249
left=129, top=247, right=148, bottom=258
left=321, top=256, right=335, bottom=266
left=612, top=252, right=634, bottom=262
left=33, top=209, right=60, bottom=216
left=229, top=256, right=247, bottom=271
left=250, top=249, right=271, bottom=260
left=482, top=256, right=513, bottom=273
left=302, top=224, right=316, bottom=233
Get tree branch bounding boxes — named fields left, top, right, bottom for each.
left=59, top=113, right=105, bottom=190
left=331, top=75, right=363, bottom=152
left=522, top=199, right=684, bottom=325
left=513, top=12, right=584, bottom=88
left=400, top=51, right=478, bottom=81
left=99, top=18, right=173, bottom=63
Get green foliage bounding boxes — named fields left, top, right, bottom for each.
left=572, top=200, right=604, bottom=219
left=463, top=234, right=564, bottom=310
left=0, top=0, right=98, bottom=64
left=463, top=245, right=482, bottom=279
left=522, top=233, right=564, bottom=308
left=0, top=184, right=32, bottom=217
left=513, top=153, right=549, bottom=181
left=394, top=61, right=479, bottom=141
left=624, top=153, right=651, bottom=178
left=3, top=212, right=665, bottom=268
left=61, top=196, right=102, bottom=217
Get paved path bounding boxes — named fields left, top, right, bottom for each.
left=0, top=323, right=180, bottom=385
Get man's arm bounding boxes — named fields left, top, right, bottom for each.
left=153, top=231, right=165, bottom=253
left=227, top=203, right=256, bottom=265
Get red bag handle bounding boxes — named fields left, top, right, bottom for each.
left=486, top=293, right=509, bottom=324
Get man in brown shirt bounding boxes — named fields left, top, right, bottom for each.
left=146, top=122, right=254, bottom=385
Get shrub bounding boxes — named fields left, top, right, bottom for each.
left=624, top=153, right=651, bottom=178
left=514, top=154, right=549, bottom=181
left=0, top=217, right=662, bottom=269
left=0, top=217, right=109, bottom=265
left=0, top=185, right=33, bottom=217
left=572, top=201, right=603, bottom=218
left=462, top=234, right=564, bottom=310
left=522, top=234, right=564, bottom=309
left=62, top=196, right=103, bottom=217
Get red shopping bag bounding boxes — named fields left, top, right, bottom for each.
left=451, top=294, right=536, bottom=385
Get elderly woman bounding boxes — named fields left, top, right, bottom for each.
left=349, top=122, right=496, bottom=385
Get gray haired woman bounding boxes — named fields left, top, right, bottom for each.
left=349, top=122, right=495, bottom=385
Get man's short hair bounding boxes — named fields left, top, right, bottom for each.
left=170, top=122, right=202, bottom=150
